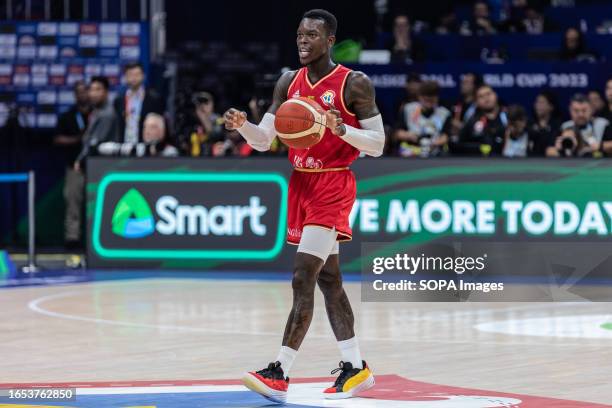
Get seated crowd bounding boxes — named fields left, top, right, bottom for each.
left=391, top=73, right=612, bottom=158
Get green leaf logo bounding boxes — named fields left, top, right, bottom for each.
left=111, top=188, right=155, bottom=238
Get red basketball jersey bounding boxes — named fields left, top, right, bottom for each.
left=285, top=64, right=361, bottom=169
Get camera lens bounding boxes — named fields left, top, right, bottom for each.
left=561, top=137, right=575, bottom=150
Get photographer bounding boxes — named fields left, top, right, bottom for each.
left=453, top=84, right=506, bottom=157
left=547, top=94, right=610, bottom=157
left=177, top=92, right=226, bottom=156
left=393, top=80, right=451, bottom=157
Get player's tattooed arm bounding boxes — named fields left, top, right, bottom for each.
left=329, top=70, right=385, bottom=156
left=267, top=70, right=299, bottom=115
left=345, top=71, right=380, bottom=120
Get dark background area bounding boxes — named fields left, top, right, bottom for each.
left=165, top=0, right=469, bottom=64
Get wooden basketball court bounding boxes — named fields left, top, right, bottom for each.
left=0, top=276, right=610, bottom=407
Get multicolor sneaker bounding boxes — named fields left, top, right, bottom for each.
left=323, top=360, right=375, bottom=399
left=242, top=361, right=289, bottom=403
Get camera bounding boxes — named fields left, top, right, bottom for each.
left=560, top=135, right=576, bottom=150
left=558, top=128, right=578, bottom=157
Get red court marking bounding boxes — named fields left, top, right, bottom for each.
left=0, top=375, right=609, bottom=407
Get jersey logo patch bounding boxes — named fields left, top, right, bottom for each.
left=292, top=89, right=300, bottom=98
left=320, top=90, right=336, bottom=106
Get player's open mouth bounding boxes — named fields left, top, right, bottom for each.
left=299, top=49, right=311, bottom=58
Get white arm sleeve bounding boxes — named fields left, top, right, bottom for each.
left=236, top=112, right=277, bottom=152
left=341, top=114, right=385, bottom=157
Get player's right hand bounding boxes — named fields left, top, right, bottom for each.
left=223, top=108, right=247, bottom=130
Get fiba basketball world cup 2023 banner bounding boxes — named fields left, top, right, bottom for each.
left=87, top=158, right=612, bottom=300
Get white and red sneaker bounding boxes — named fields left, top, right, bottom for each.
left=242, top=361, right=289, bottom=403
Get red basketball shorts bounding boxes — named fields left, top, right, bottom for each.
left=286, top=169, right=356, bottom=245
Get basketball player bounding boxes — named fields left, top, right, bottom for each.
left=224, top=9, right=385, bottom=403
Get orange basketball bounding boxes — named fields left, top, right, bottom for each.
left=275, top=97, right=327, bottom=149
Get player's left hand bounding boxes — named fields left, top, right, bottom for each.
left=324, top=105, right=346, bottom=137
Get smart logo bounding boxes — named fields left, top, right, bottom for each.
left=92, top=172, right=288, bottom=260
left=111, top=189, right=267, bottom=239
left=111, top=189, right=155, bottom=238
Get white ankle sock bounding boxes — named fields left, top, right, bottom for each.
left=337, top=337, right=363, bottom=369
left=275, top=346, right=298, bottom=376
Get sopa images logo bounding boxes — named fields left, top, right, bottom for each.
left=111, top=188, right=155, bottom=239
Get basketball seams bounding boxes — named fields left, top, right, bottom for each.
left=277, top=125, right=320, bottom=139
left=275, top=98, right=326, bottom=140
left=289, top=98, right=325, bottom=116
left=275, top=115, right=326, bottom=126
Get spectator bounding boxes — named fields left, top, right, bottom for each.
left=74, top=76, right=120, bottom=169
left=587, top=90, right=607, bottom=118
left=460, top=1, right=497, bottom=36
left=452, top=72, right=482, bottom=136
left=454, top=84, right=507, bottom=156
left=53, top=81, right=90, bottom=249
left=498, top=0, right=527, bottom=33
left=393, top=80, right=452, bottom=157
left=547, top=94, right=609, bottom=157
left=142, top=114, right=178, bottom=156
left=97, top=113, right=179, bottom=157
left=178, top=91, right=226, bottom=156
left=388, top=15, right=425, bottom=64
left=604, top=78, right=612, bottom=120
left=435, top=10, right=459, bottom=34
left=559, top=28, right=599, bottom=62
left=522, top=4, right=557, bottom=34
left=113, top=62, right=163, bottom=144
left=502, top=105, right=531, bottom=157
left=529, top=91, right=561, bottom=156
